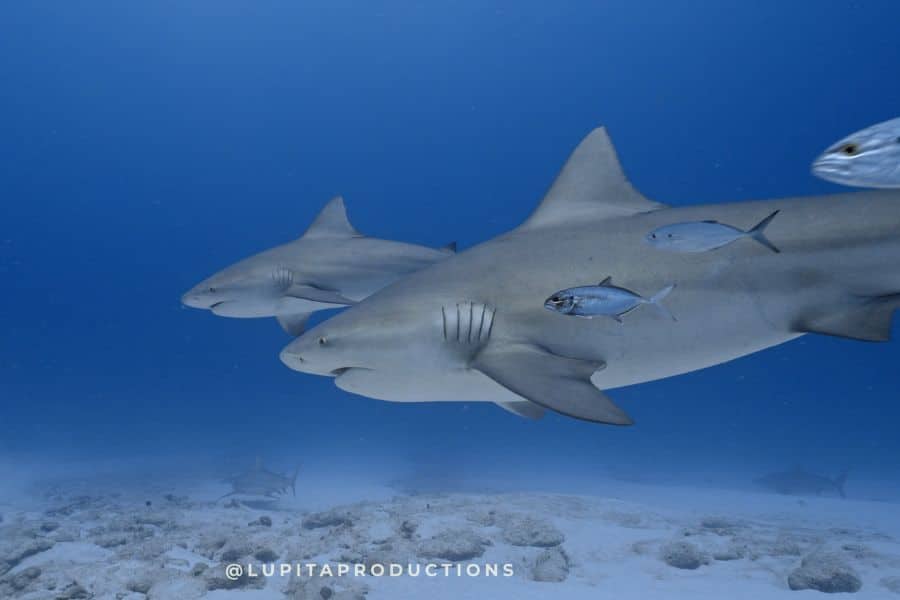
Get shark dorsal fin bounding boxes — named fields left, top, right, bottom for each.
left=520, top=128, right=665, bottom=230
left=303, top=196, right=362, bottom=239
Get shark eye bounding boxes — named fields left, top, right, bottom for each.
left=318, top=336, right=327, bottom=346
left=208, top=287, right=217, bottom=293
left=650, top=233, right=657, bottom=239
left=840, top=143, right=860, bottom=156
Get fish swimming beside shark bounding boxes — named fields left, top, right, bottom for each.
left=646, top=211, right=780, bottom=253
left=544, top=277, right=676, bottom=322
left=813, top=116, right=900, bottom=188
left=182, top=196, right=455, bottom=335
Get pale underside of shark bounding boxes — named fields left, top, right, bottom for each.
left=280, top=127, right=900, bottom=424
left=182, top=196, right=454, bottom=335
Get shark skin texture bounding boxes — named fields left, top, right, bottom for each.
left=182, top=196, right=455, bottom=335
left=279, top=127, right=900, bottom=424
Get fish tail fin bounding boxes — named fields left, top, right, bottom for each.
left=834, top=470, right=849, bottom=498
left=747, top=210, right=781, bottom=253
left=648, top=284, right=677, bottom=321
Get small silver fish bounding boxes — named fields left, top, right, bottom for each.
left=544, top=277, right=676, bottom=322
left=646, top=211, right=780, bottom=254
left=812, top=117, right=900, bottom=188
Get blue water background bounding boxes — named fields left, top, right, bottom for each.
left=2, top=2, right=899, bottom=490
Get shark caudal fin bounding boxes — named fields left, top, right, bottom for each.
left=647, top=284, right=677, bottom=321
left=746, top=210, right=780, bottom=253
left=290, top=464, right=301, bottom=497
left=519, top=128, right=666, bottom=230
left=834, top=471, right=849, bottom=498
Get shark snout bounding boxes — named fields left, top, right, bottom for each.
left=181, top=289, right=213, bottom=309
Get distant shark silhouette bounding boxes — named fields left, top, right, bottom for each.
left=280, top=127, right=900, bottom=424
left=182, top=196, right=455, bottom=335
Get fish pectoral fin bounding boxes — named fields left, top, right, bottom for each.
left=472, top=343, right=633, bottom=425
left=276, top=312, right=312, bottom=336
left=494, top=401, right=546, bottom=420
left=286, top=284, right=356, bottom=306
left=794, top=294, right=900, bottom=342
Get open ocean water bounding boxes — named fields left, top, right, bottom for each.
left=3, top=2, right=900, bottom=598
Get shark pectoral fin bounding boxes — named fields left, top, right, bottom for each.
left=473, top=344, right=633, bottom=425
left=495, top=401, right=546, bottom=420
left=276, top=312, right=312, bottom=336
left=287, top=284, right=356, bottom=306
left=794, top=294, right=900, bottom=342
left=519, top=127, right=666, bottom=230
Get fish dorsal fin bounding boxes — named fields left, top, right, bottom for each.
left=303, top=196, right=362, bottom=239
left=520, top=127, right=665, bottom=230
left=599, top=276, right=612, bottom=286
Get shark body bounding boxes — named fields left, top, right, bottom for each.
left=279, top=128, right=900, bottom=424
left=182, top=196, right=454, bottom=335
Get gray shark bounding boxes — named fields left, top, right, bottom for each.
left=182, top=196, right=455, bottom=335
left=755, top=468, right=848, bottom=498
left=279, top=127, right=900, bottom=424
left=220, top=459, right=300, bottom=499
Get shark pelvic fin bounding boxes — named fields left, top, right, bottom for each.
left=520, top=127, right=665, bottom=230
left=494, top=401, right=546, bottom=420
left=303, top=196, right=362, bottom=239
left=794, top=294, right=900, bottom=342
left=472, top=343, right=633, bottom=425
left=276, top=312, right=312, bottom=336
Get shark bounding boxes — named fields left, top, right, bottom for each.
left=182, top=196, right=455, bottom=335
left=755, top=468, right=848, bottom=498
left=278, top=127, right=900, bottom=424
left=220, top=458, right=300, bottom=499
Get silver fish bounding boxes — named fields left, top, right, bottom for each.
left=646, top=210, right=780, bottom=253
left=813, top=117, right=900, bottom=188
left=544, top=277, right=676, bottom=322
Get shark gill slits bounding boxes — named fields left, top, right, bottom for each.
left=441, top=302, right=495, bottom=345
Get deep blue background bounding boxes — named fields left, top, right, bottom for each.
left=2, top=2, right=899, bottom=483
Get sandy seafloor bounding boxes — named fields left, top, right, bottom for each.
left=2, top=461, right=900, bottom=600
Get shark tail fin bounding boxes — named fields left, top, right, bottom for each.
left=834, top=470, right=849, bottom=498
left=290, top=464, right=301, bottom=497
left=747, top=210, right=780, bottom=254
left=647, top=284, right=677, bottom=321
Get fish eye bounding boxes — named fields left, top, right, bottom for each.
left=667, top=233, right=673, bottom=238
left=650, top=233, right=657, bottom=239
left=840, top=143, right=860, bottom=156
left=208, top=287, right=216, bottom=293
left=318, top=336, right=327, bottom=346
